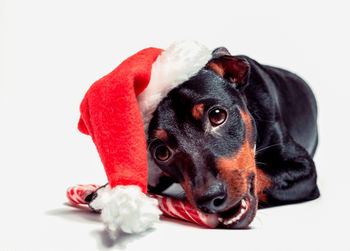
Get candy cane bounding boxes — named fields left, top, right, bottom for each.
left=66, top=184, right=100, bottom=205
left=66, top=184, right=219, bottom=228
left=150, top=194, right=219, bottom=228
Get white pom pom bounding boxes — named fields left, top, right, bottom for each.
left=90, top=185, right=161, bottom=236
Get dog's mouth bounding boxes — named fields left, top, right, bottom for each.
left=217, top=196, right=256, bottom=228
left=216, top=175, right=258, bottom=229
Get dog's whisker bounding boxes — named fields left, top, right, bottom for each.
left=237, top=163, right=256, bottom=175
left=255, top=143, right=282, bottom=155
left=253, top=118, right=276, bottom=123
left=255, top=161, right=267, bottom=166
left=236, top=161, right=267, bottom=176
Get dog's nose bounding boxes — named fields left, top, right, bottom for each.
left=196, top=183, right=227, bottom=213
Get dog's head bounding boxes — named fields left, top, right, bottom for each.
left=148, top=48, right=258, bottom=228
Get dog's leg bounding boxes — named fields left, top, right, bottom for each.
left=256, top=136, right=320, bottom=208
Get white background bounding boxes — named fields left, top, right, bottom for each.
left=1, top=0, right=350, bottom=250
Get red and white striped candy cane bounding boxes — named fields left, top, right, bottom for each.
left=150, top=194, right=219, bottom=228
left=66, top=184, right=219, bottom=229
left=66, top=184, right=100, bottom=205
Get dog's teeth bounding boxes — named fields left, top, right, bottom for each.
left=226, top=219, right=234, bottom=225
left=221, top=199, right=250, bottom=225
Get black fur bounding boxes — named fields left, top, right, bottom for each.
left=147, top=50, right=319, bottom=216
left=242, top=56, right=320, bottom=206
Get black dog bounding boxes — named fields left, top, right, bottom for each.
left=147, top=47, right=320, bottom=229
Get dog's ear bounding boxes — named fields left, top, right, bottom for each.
left=211, top=47, right=231, bottom=58
left=206, top=51, right=250, bottom=89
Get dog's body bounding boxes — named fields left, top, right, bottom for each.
left=147, top=48, right=319, bottom=228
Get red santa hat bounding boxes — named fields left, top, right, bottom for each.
left=76, top=41, right=212, bottom=236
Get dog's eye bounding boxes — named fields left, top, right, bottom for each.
left=155, top=145, right=171, bottom=161
left=209, top=108, right=227, bottom=126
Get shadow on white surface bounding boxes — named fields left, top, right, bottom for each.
left=47, top=202, right=207, bottom=250
left=91, top=229, right=155, bottom=250
left=46, top=203, right=101, bottom=223
left=47, top=203, right=153, bottom=250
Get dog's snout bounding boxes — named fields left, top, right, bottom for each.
left=196, top=183, right=227, bottom=213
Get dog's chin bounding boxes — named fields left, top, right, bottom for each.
left=217, top=177, right=258, bottom=229
left=217, top=194, right=257, bottom=229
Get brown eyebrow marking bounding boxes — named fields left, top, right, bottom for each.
left=192, top=103, right=205, bottom=120
left=154, top=129, right=168, bottom=141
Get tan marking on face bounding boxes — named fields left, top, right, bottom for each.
left=180, top=171, right=196, bottom=206
left=216, top=140, right=256, bottom=201
left=256, top=168, right=271, bottom=202
left=240, top=110, right=272, bottom=201
left=240, top=110, right=253, bottom=144
left=192, top=103, right=205, bottom=120
left=154, top=129, right=168, bottom=141
left=215, top=109, right=257, bottom=204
